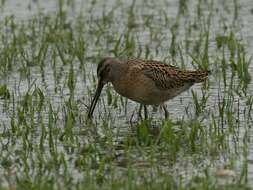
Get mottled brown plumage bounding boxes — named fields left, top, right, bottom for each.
left=88, top=57, right=209, bottom=118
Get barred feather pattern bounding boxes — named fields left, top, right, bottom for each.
left=126, top=59, right=209, bottom=91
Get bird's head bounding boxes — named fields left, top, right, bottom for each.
left=96, top=57, right=114, bottom=85
left=87, top=57, right=116, bottom=118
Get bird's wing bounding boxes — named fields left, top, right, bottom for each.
left=126, top=58, right=179, bottom=69
left=126, top=59, right=186, bottom=91
left=141, top=63, right=188, bottom=90
left=127, top=59, right=208, bottom=91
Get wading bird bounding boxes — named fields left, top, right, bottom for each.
left=87, top=57, right=209, bottom=119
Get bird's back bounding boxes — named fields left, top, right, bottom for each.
left=126, top=59, right=209, bottom=90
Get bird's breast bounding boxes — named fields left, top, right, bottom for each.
left=111, top=74, right=172, bottom=105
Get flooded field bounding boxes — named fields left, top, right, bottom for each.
left=0, top=0, right=252, bottom=189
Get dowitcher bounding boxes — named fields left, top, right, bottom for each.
left=87, top=57, right=209, bottom=119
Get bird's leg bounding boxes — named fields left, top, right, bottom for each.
left=144, top=105, right=148, bottom=119
left=162, top=104, right=169, bottom=119
left=138, top=104, right=143, bottom=120
left=138, top=104, right=148, bottom=120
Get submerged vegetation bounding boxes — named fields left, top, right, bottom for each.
left=0, top=0, right=252, bottom=189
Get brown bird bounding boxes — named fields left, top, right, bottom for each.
left=87, top=57, right=209, bottom=119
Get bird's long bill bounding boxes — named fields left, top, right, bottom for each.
left=87, top=80, right=104, bottom=118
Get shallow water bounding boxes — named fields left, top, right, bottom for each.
left=0, top=0, right=252, bottom=189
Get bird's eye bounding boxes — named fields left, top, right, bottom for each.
left=98, top=64, right=110, bottom=79
left=105, top=65, right=111, bottom=73
left=102, top=65, right=110, bottom=77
